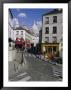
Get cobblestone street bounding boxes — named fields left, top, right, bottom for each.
left=8, top=49, right=62, bottom=81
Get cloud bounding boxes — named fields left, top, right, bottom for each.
left=36, top=21, right=42, bottom=26
left=12, top=18, right=19, bottom=27
left=13, top=18, right=19, bottom=24
left=36, top=21, right=42, bottom=30
left=18, top=13, right=27, bottom=18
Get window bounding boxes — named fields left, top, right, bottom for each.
left=48, top=46, right=52, bottom=53
left=16, top=31, right=19, bottom=35
left=45, top=27, right=49, bottom=34
left=53, top=27, right=57, bottom=34
left=53, top=36, right=57, bottom=43
left=45, top=37, right=49, bottom=43
left=53, top=46, right=56, bottom=52
left=45, top=17, right=49, bottom=24
left=53, top=16, right=57, bottom=23
left=21, top=31, right=23, bottom=35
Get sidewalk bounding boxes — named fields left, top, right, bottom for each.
left=9, top=61, right=26, bottom=80
left=8, top=49, right=26, bottom=80
left=8, top=49, right=16, bottom=61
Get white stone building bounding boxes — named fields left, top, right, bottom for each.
left=42, top=9, right=62, bottom=43
left=31, top=21, right=39, bottom=46
left=41, top=9, right=63, bottom=58
left=8, top=9, right=14, bottom=49
left=8, top=9, right=14, bottom=40
left=31, top=35, right=39, bottom=47
left=32, top=21, right=39, bottom=36
left=13, top=26, right=39, bottom=47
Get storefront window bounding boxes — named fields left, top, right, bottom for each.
left=53, top=46, right=56, bottom=52
left=48, top=46, right=52, bottom=53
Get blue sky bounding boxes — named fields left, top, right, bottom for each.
left=11, top=8, right=54, bottom=28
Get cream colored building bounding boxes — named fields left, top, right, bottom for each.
left=59, top=35, right=63, bottom=57
left=41, top=9, right=63, bottom=58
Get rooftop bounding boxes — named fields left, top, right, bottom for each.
left=14, top=27, right=24, bottom=30
left=14, top=26, right=35, bottom=36
left=43, top=9, right=62, bottom=16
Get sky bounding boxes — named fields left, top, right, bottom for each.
left=10, top=8, right=54, bottom=29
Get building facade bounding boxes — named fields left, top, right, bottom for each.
left=41, top=9, right=63, bottom=59
left=39, top=29, right=42, bottom=44
left=13, top=27, right=39, bottom=48
left=59, top=35, right=63, bottom=58
left=8, top=9, right=14, bottom=49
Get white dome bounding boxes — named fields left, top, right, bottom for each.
left=32, top=21, right=39, bottom=35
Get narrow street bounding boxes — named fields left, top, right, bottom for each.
left=9, top=50, right=62, bottom=81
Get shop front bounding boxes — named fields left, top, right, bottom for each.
left=41, top=43, right=59, bottom=59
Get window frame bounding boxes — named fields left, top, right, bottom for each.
left=45, top=37, right=49, bottom=43
left=53, top=26, right=57, bottom=34
left=53, top=16, right=57, bottom=23
left=16, top=31, right=19, bottom=35
left=52, top=36, right=57, bottom=43
left=21, top=31, right=23, bottom=35
left=45, top=17, right=49, bottom=24
left=45, top=27, right=49, bottom=34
